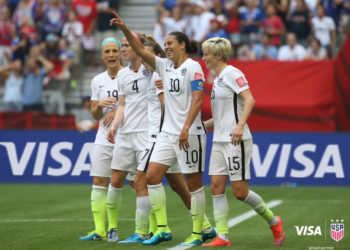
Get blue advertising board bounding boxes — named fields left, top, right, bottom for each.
left=0, top=131, right=348, bottom=185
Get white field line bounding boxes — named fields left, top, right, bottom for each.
left=167, top=199, right=283, bottom=250
left=0, top=217, right=188, bottom=223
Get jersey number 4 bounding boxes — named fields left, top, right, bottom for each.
left=132, top=80, right=139, bottom=93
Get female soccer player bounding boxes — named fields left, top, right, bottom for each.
left=110, top=12, right=210, bottom=246
left=119, top=37, right=215, bottom=244
left=106, top=33, right=152, bottom=242
left=201, top=37, right=285, bottom=247
left=79, top=37, right=124, bottom=241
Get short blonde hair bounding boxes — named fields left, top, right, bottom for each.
left=202, top=37, right=232, bottom=61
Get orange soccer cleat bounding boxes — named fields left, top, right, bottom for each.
left=270, top=216, right=285, bottom=246
left=202, top=237, right=232, bottom=247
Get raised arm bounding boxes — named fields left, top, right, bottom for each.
left=106, top=95, right=125, bottom=144
left=110, top=11, right=156, bottom=69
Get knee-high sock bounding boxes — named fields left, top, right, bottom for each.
left=190, top=186, right=206, bottom=239
left=135, top=196, right=151, bottom=235
left=148, top=183, right=170, bottom=232
left=149, top=208, right=157, bottom=234
left=202, top=214, right=212, bottom=230
left=213, top=193, right=229, bottom=236
left=106, top=185, right=122, bottom=230
left=91, top=185, right=107, bottom=235
left=243, top=190, right=278, bottom=226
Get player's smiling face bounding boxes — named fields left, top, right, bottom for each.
left=122, top=37, right=137, bottom=61
left=101, top=42, right=121, bottom=68
left=164, top=35, right=183, bottom=62
left=202, top=48, right=218, bottom=70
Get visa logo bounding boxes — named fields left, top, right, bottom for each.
left=252, top=144, right=344, bottom=178
left=0, top=142, right=93, bottom=176
left=294, top=226, right=322, bottom=236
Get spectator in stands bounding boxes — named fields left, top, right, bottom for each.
left=311, top=5, right=336, bottom=56
left=277, top=32, right=306, bottom=60
left=252, top=32, right=278, bottom=60
left=190, top=0, right=216, bottom=44
left=238, top=33, right=257, bottom=60
left=163, top=5, right=187, bottom=35
left=96, top=0, right=119, bottom=47
left=62, top=9, right=83, bottom=88
left=72, top=0, right=97, bottom=68
left=206, top=16, right=229, bottom=39
left=0, top=6, right=16, bottom=66
left=0, top=59, right=23, bottom=111
left=152, top=10, right=169, bottom=49
left=319, top=0, right=344, bottom=28
left=12, top=0, right=36, bottom=29
left=304, top=36, right=328, bottom=59
left=240, top=0, right=263, bottom=43
left=41, top=0, right=66, bottom=41
left=225, top=1, right=241, bottom=57
left=287, top=0, right=311, bottom=47
left=156, top=0, right=178, bottom=15
left=182, top=2, right=195, bottom=38
left=263, top=3, right=285, bottom=47
left=10, top=28, right=32, bottom=63
left=75, top=95, right=97, bottom=132
left=263, top=0, right=289, bottom=23
left=7, top=0, right=20, bottom=16
left=22, top=55, right=54, bottom=112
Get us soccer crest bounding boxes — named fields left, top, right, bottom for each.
left=181, top=68, right=187, bottom=76
left=217, top=77, right=224, bottom=87
left=143, top=69, right=150, bottom=77
left=330, top=219, right=344, bottom=242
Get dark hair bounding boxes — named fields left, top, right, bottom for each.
left=144, top=35, right=166, bottom=58
left=168, top=31, right=198, bottom=54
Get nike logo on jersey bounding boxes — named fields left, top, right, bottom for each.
left=166, top=69, right=171, bottom=72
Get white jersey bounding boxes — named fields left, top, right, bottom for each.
left=91, top=70, right=119, bottom=146
left=117, top=64, right=151, bottom=134
left=211, top=65, right=252, bottom=142
left=155, top=57, right=206, bottom=135
left=148, top=72, right=164, bottom=142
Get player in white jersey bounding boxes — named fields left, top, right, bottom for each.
left=106, top=33, right=151, bottom=242
left=116, top=38, right=214, bottom=244
left=201, top=37, right=285, bottom=247
left=110, top=12, right=213, bottom=246
left=79, top=38, right=126, bottom=241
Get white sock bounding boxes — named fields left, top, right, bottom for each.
left=213, top=193, right=229, bottom=236
left=135, top=196, right=151, bottom=236
left=190, top=186, right=206, bottom=235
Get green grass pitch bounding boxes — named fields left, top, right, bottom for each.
left=0, top=184, right=349, bottom=249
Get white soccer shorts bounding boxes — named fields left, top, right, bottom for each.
left=137, top=141, right=181, bottom=174
left=111, top=132, right=148, bottom=174
left=90, top=144, right=113, bottom=177
left=209, top=139, right=252, bottom=181
left=149, top=132, right=206, bottom=174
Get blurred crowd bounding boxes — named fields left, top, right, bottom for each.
left=154, top=0, right=350, bottom=60
left=0, top=0, right=349, bottom=115
left=0, top=0, right=119, bottom=114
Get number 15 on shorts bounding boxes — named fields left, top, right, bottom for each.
left=228, top=156, right=240, bottom=175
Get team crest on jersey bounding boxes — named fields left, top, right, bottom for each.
left=236, top=77, right=247, bottom=88
left=143, top=69, right=151, bottom=76
left=181, top=68, right=187, bottom=76
left=330, top=219, right=344, bottom=242
left=217, top=77, right=224, bottom=87
left=194, top=73, right=202, bottom=80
